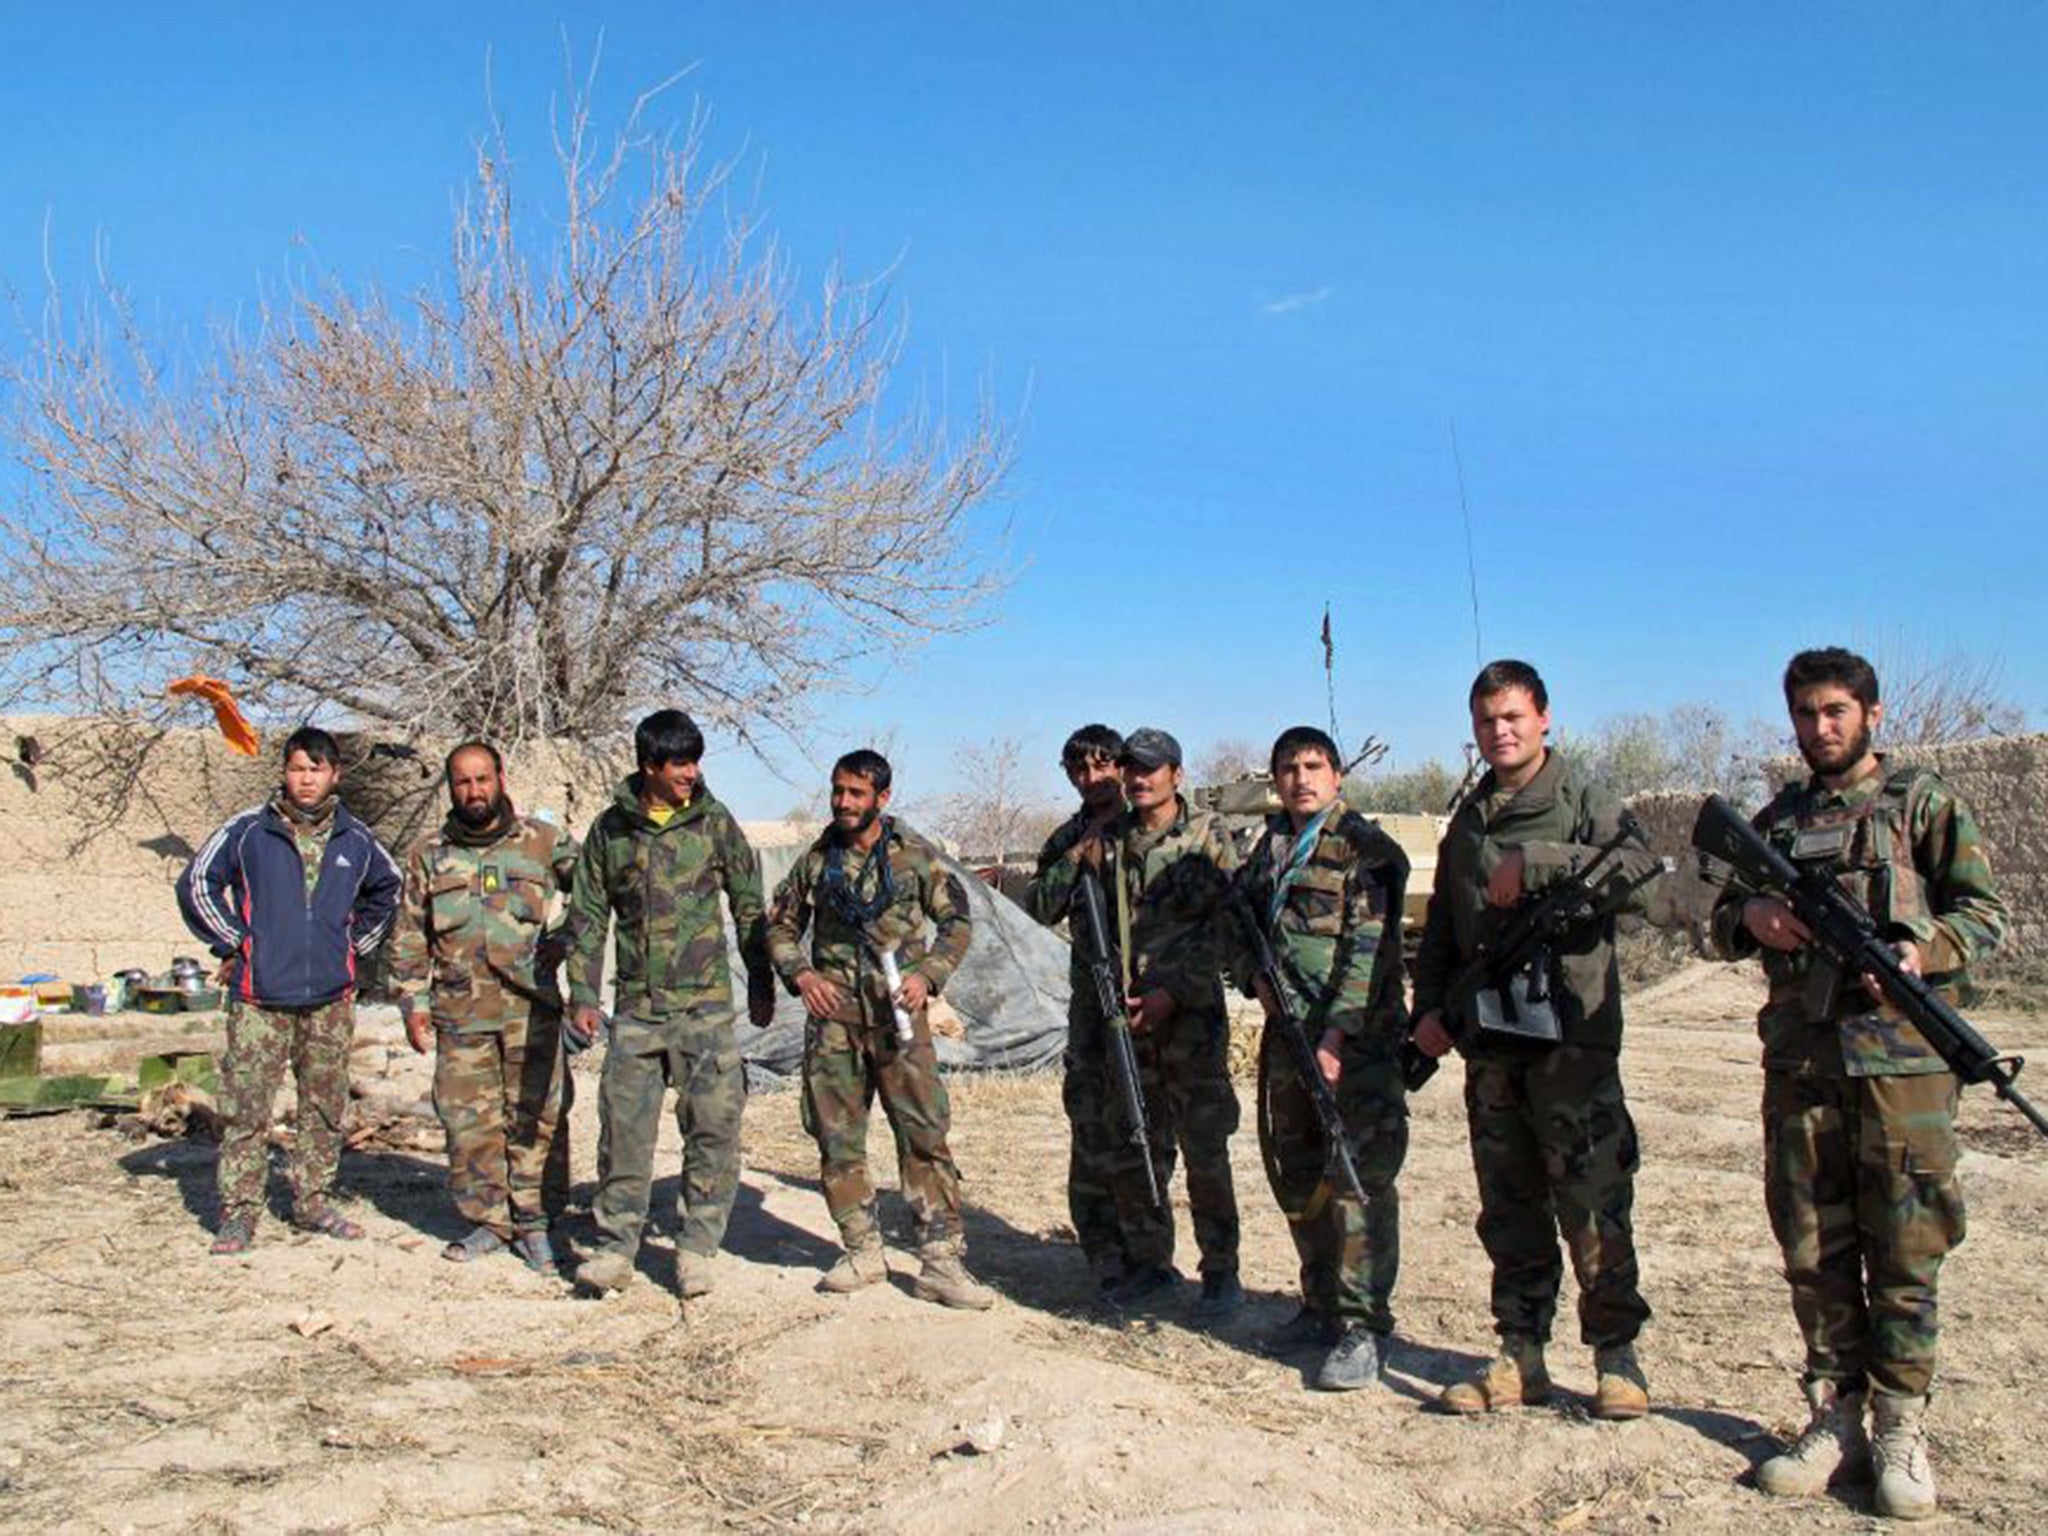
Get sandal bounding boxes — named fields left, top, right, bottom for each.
left=510, top=1230, right=558, bottom=1275
left=210, top=1214, right=256, bottom=1255
left=443, top=1226, right=508, bottom=1263
left=292, top=1204, right=366, bottom=1242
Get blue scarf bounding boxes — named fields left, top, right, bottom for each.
left=1268, top=803, right=1337, bottom=928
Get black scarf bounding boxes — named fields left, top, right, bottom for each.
left=821, top=819, right=896, bottom=929
left=444, top=794, right=517, bottom=849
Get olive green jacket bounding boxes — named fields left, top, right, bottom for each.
left=1413, top=751, right=1660, bottom=1055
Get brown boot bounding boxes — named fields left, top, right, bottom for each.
left=576, top=1249, right=635, bottom=1295
left=912, top=1241, right=994, bottom=1311
left=1592, top=1343, right=1650, bottom=1421
left=1441, top=1336, right=1551, bottom=1414
left=675, top=1248, right=716, bottom=1299
left=818, top=1234, right=888, bottom=1294
left=1756, top=1378, right=1869, bottom=1498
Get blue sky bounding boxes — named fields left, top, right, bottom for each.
left=3, top=5, right=2043, bottom=819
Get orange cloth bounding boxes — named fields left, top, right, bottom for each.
left=167, top=675, right=261, bottom=757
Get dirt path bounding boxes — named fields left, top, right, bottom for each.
left=3, top=962, right=2045, bottom=1532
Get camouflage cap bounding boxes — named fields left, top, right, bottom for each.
left=1119, top=727, right=1182, bottom=770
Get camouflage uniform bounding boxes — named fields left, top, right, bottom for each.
left=1413, top=752, right=1660, bottom=1349
left=217, top=995, right=355, bottom=1223
left=768, top=818, right=973, bottom=1254
left=1710, top=759, right=2006, bottom=1398
left=567, top=779, right=770, bottom=1266
left=1027, top=809, right=1130, bottom=1274
left=388, top=810, right=580, bottom=1240
left=1235, top=800, right=1410, bottom=1331
left=1033, top=796, right=1241, bottom=1279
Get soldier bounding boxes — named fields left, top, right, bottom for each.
left=1233, top=726, right=1410, bottom=1390
left=1411, top=661, right=1660, bottom=1420
left=767, top=749, right=992, bottom=1310
left=388, top=742, right=579, bottom=1274
left=565, top=710, right=775, bottom=1298
left=177, top=725, right=402, bottom=1253
left=1031, top=727, right=1242, bottom=1316
left=1709, top=648, right=2006, bottom=1520
left=1025, top=723, right=1133, bottom=1291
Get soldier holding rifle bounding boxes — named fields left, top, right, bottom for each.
left=1707, top=647, right=2009, bottom=1520
left=1027, top=724, right=1150, bottom=1292
left=1232, top=726, right=1410, bottom=1390
left=1410, top=661, right=1662, bottom=1420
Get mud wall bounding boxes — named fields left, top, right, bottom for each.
left=1623, top=733, right=2048, bottom=952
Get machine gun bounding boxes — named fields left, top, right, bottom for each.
left=1406, top=815, right=1664, bottom=1090
left=1074, top=867, right=1164, bottom=1210
left=1694, top=793, right=2048, bottom=1141
left=1231, top=889, right=1369, bottom=1208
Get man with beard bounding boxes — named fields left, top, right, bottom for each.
left=1410, top=661, right=1661, bottom=1419
left=1710, top=648, right=2006, bottom=1520
left=389, top=741, right=581, bottom=1273
left=1032, top=728, right=1242, bottom=1316
left=566, top=710, right=775, bottom=1298
left=178, top=726, right=402, bottom=1253
left=1025, top=724, right=1133, bottom=1291
left=767, top=749, right=991, bottom=1309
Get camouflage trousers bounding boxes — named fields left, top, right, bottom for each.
left=216, top=996, right=355, bottom=1224
left=431, top=1001, right=571, bottom=1240
left=1064, top=1005, right=1132, bottom=1271
left=1111, top=1004, right=1240, bottom=1277
left=1463, top=1045, right=1650, bottom=1348
left=593, top=1007, right=746, bottom=1262
left=1258, top=1026, right=1407, bottom=1331
left=1763, top=1069, right=1964, bottom=1398
left=802, top=1003, right=962, bottom=1249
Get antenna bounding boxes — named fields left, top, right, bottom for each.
left=1450, top=419, right=1484, bottom=666
left=1322, top=603, right=1388, bottom=779
left=1322, top=603, right=1340, bottom=758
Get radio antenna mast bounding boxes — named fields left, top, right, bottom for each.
left=1450, top=419, right=1484, bottom=666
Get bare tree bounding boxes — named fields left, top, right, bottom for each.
left=1, top=73, right=1009, bottom=757
left=923, top=736, right=1061, bottom=859
left=1872, top=644, right=2027, bottom=746
left=1192, top=737, right=1262, bottom=787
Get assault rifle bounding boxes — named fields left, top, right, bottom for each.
left=1074, top=867, right=1164, bottom=1210
left=1406, top=815, right=1663, bottom=1091
left=1231, top=889, right=1369, bottom=1208
left=1693, top=794, right=2048, bottom=1141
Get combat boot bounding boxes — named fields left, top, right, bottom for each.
left=1871, top=1392, right=1937, bottom=1521
left=1592, top=1343, right=1650, bottom=1421
left=576, top=1249, right=635, bottom=1295
left=1440, top=1335, right=1551, bottom=1414
left=818, top=1235, right=889, bottom=1294
left=1756, top=1378, right=1869, bottom=1498
left=912, top=1241, right=995, bottom=1311
left=675, top=1248, right=716, bottom=1299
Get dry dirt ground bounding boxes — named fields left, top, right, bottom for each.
left=4, top=962, right=2047, bottom=1534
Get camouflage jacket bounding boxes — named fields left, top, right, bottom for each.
left=1709, top=758, right=2007, bottom=1077
left=566, top=778, right=770, bottom=1022
left=1026, top=807, right=1107, bottom=999
left=388, top=813, right=579, bottom=1033
left=1413, top=751, right=1660, bottom=1055
left=1034, top=796, right=1238, bottom=1017
left=1232, top=799, right=1410, bottom=1040
left=767, top=818, right=972, bottom=1023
